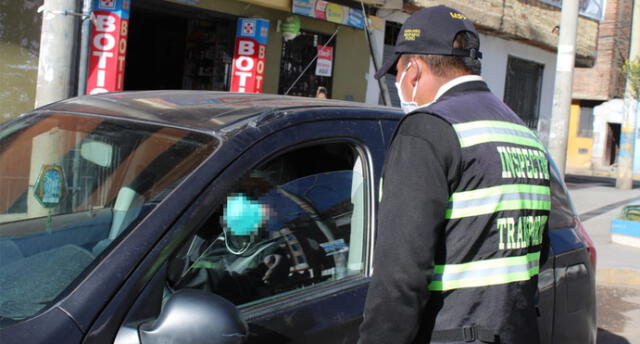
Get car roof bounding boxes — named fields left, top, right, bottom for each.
left=39, top=91, right=403, bottom=134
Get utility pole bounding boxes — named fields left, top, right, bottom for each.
left=77, top=0, right=93, bottom=96
left=616, top=1, right=639, bottom=189
left=35, top=0, right=80, bottom=108
left=548, top=0, right=580, bottom=177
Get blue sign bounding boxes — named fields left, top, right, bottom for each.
left=93, top=0, right=130, bottom=19
left=236, top=18, right=270, bottom=45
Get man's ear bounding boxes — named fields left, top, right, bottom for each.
left=408, top=57, right=424, bottom=85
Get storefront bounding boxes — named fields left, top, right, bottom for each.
left=95, top=0, right=371, bottom=101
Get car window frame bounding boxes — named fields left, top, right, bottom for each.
left=177, top=137, right=375, bottom=313
left=80, top=119, right=384, bottom=343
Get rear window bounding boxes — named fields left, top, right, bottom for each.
left=548, top=158, right=577, bottom=230
left=0, top=112, right=218, bottom=326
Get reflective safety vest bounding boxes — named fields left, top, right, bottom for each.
left=420, top=82, right=550, bottom=344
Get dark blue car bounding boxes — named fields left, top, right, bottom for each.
left=0, top=91, right=596, bottom=343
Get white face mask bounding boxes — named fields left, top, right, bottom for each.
left=395, top=62, right=420, bottom=114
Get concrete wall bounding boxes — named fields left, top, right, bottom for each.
left=0, top=1, right=42, bottom=122
left=588, top=99, right=640, bottom=176
left=167, top=0, right=370, bottom=102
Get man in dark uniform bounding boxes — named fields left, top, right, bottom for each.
left=359, top=5, right=550, bottom=344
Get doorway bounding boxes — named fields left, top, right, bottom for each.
left=124, top=1, right=235, bottom=91
left=605, top=122, right=621, bottom=166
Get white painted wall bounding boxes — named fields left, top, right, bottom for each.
left=479, top=33, right=557, bottom=143
left=364, top=26, right=386, bottom=105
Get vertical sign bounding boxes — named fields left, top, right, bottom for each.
left=230, top=18, right=270, bottom=93
left=315, top=45, right=333, bottom=77
left=86, top=0, right=130, bottom=95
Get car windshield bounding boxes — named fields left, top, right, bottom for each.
left=0, top=112, right=218, bottom=326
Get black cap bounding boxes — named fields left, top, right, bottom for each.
left=374, top=5, right=482, bottom=80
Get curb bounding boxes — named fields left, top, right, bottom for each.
left=596, top=268, right=640, bottom=287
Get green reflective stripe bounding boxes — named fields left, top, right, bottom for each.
left=449, top=184, right=550, bottom=202
left=428, top=266, right=540, bottom=291
left=446, top=184, right=551, bottom=219
left=432, top=251, right=540, bottom=273
left=446, top=200, right=550, bottom=219
left=453, top=120, right=534, bottom=133
left=452, top=120, right=546, bottom=150
left=459, top=133, right=546, bottom=150
left=428, top=252, right=541, bottom=291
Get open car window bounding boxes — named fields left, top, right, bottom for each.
left=168, top=142, right=367, bottom=307
left=0, top=113, right=218, bottom=326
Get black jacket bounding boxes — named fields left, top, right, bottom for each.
left=359, top=81, right=550, bottom=344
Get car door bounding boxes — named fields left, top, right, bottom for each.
left=84, top=116, right=396, bottom=344
left=545, top=162, right=597, bottom=344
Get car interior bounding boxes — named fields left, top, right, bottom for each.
left=166, top=142, right=367, bottom=307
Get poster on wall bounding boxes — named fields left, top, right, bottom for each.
left=538, top=0, right=605, bottom=21
left=86, top=0, right=130, bottom=95
left=230, top=18, right=270, bottom=93
left=315, top=45, right=333, bottom=77
left=292, top=0, right=364, bottom=29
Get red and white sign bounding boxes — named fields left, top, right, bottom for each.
left=315, top=45, right=333, bottom=77
left=230, top=19, right=269, bottom=93
left=86, top=10, right=129, bottom=94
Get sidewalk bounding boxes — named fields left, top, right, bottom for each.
left=565, top=175, right=640, bottom=274
left=565, top=175, right=640, bottom=344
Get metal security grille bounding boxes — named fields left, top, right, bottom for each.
left=503, top=56, right=544, bottom=130
left=278, top=30, right=334, bottom=98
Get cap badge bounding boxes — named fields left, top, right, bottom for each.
left=403, top=29, right=421, bottom=41
left=449, top=12, right=466, bottom=20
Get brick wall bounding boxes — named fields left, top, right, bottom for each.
left=411, top=0, right=598, bottom=63
left=573, top=0, right=633, bottom=100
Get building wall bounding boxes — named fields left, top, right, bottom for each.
left=411, top=0, right=598, bottom=64
left=573, top=0, right=634, bottom=100
left=167, top=0, right=370, bottom=102
left=0, top=1, right=42, bottom=122
left=592, top=99, right=624, bottom=171
left=364, top=10, right=558, bottom=126
left=566, top=104, right=594, bottom=170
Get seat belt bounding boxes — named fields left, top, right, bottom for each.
left=431, top=325, right=497, bottom=343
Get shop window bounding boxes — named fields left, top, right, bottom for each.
left=167, top=143, right=367, bottom=306
left=124, top=1, right=235, bottom=91
left=279, top=30, right=334, bottom=98
left=504, top=56, right=544, bottom=130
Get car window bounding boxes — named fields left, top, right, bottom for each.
left=167, top=142, right=367, bottom=306
left=0, top=113, right=218, bottom=326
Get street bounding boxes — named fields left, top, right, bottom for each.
left=566, top=175, right=640, bottom=344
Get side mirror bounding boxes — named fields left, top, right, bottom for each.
left=137, top=289, right=248, bottom=344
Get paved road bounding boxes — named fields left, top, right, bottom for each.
left=565, top=175, right=640, bottom=344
